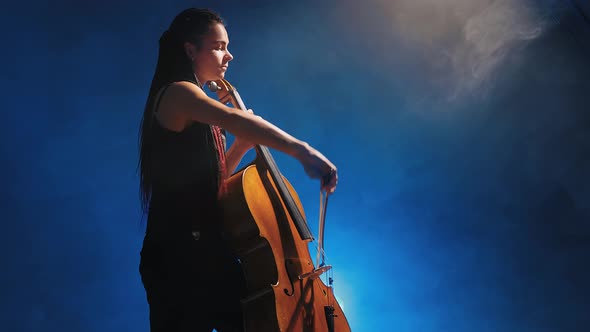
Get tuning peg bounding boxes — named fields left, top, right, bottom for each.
left=208, top=81, right=221, bottom=92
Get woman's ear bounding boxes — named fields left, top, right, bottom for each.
left=184, top=42, right=196, bottom=61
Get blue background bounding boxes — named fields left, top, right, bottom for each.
left=1, top=0, right=589, bottom=331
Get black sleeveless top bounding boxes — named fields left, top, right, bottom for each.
left=145, top=84, right=226, bottom=241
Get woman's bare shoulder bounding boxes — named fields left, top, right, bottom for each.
left=157, top=81, right=207, bottom=131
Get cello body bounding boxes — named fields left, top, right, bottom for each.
left=221, top=163, right=351, bottom=332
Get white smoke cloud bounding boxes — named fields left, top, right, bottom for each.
left=378, top=0, right=565, bottom=100
left=451, top=0, right=548, bottom=98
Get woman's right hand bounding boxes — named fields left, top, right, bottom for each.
left=296, top=144, right=338, bottom=195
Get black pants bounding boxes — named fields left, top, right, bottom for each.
left=139, top=231, right=246, bottom=332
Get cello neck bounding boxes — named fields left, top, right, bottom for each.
left=209, top=80, right=313, bottom=240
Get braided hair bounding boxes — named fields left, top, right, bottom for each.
left=138, top=8, right=225, bottom=215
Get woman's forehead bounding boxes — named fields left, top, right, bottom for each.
left=203, top=23, right=229, bottom=42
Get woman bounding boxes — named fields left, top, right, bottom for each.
left=138, top=8, right=338, bottom=332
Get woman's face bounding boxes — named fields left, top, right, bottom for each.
left=188, top=23, right=233, bottom=83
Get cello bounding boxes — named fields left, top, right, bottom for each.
left=209, top=79, right=351, bottom=332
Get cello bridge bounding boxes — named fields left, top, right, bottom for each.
left=298, top=265, right=332, bottom=280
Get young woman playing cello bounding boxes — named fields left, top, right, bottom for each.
left=137, top=8, right=338, bottom=332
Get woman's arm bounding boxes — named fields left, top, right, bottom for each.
left=225, top=140, right=251, bottom=176
left=161, top=81, right=308, bottom=158
left=158, top=81, right=338, bottom=193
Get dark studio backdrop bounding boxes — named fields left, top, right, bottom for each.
left=1, top=0, right=589, bottom=331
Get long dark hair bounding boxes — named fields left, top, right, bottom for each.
left=138, top=8, right=225, bottom=215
